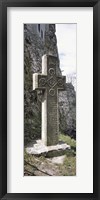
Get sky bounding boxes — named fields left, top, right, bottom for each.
left=55, top=24, right=76, bottom=88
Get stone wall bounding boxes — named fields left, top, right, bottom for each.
left=59, top=83, right=76, bottom=139
left=24, top=24, right=43, bottom=144
left=24, top=24, right=76, bottom=145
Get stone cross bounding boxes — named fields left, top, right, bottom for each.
left=33, top=55, right=66, bottom=146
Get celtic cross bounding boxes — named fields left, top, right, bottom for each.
left=33, top=55, right=66, bottom=146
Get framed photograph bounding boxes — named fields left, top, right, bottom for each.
left=0, top=0, right=100, bottom=199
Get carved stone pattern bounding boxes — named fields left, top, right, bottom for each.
left=49, top=68, right=55, bottom=75
left=48, top=77, right=55, bottom=87
left=58, top=79, right=64, bottom=87
left=39, top=78, right=46, bottom=86
left=48, top=68, right=57, bottom=96
left=39, top=69, right=64, bottom=96
left=49, top=88, right=55, bottom=96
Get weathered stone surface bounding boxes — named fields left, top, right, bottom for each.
left=26, top=140, right=70, bottom=157
left=49, top=155, right=66, bottom=164
left=24, top=154, right=65, bottom=176
left=59, top=83, right=76, bottom=139
left=33, top=55, right=66, bottom=146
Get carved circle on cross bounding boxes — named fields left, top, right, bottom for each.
left=49, top=68, right=55, bottom=76
left=49, top=88, right=55, bottom=96
left=39, top=78, right=46, bottom=86
left=58, top=79, right=63, bottom=87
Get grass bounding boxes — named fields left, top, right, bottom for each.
left=60, top=156, right=76, bottom=176
left=58, top=133, right=76, bottom=176
left=59, top=133, right=76, bottom=148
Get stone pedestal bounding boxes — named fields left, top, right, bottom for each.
left=26, top=140, right=70, bottom=157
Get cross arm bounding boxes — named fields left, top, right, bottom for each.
left=33, top=73, right=47, bottom=90
left=57, top=76, right=66, bottom=91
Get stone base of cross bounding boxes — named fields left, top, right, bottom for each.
left=33, top=55, right=66, bottom=146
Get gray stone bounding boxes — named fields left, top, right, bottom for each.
left=33, top=55, right=66, bottom=146
left=59, top=83, right=76, bottom=138
left=26, top=139, right=70, bottom=157
left=49, top=155, right=66, bottom=164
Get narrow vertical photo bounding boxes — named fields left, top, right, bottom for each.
left=24, top=24, right=76, bottom=176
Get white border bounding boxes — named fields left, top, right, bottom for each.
left=7, top=7, right=93, bottom=193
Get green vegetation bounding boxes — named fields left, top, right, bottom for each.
left=58, top=133, right=76, bottom=176
left=59, top=133, right=76, bottom=148
left=60, top=156, right=76, bottom=176
left=59, top=133, right=76, bottom=153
